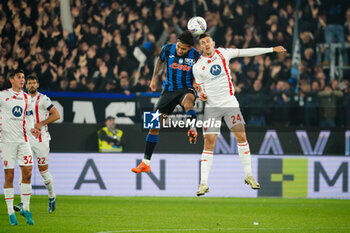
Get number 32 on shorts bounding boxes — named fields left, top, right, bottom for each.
left=231, top=113, right=242, bottom=125
left=24, top=155, right=33, bottom=165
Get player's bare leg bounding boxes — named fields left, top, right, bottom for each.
left=231, top=124, right=260, bottom=189
left=38, top=164, right=56, bottom=213
left=132, top=114, right=164, bottom=173
left=19, top=166, right=34, bottom=225
left=181, top=93, right=197, bottom=144
left=4, top=169, right=18, bottom=225
left=197, top=134, right=217, bottom=196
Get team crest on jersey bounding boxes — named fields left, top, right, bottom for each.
left=210, top=64, right=221, bottom=76
left=179, top=58, right=183, bottom=64
left=184, top=58, right=194, bottom=66
left=4, top=160, right=8, bottom=167
left=12, top=106, right=23, bottom=117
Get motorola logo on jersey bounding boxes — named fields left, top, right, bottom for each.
left=12, top=106, right=23, bottom=117
left=210, top=65, right=221, bottom=76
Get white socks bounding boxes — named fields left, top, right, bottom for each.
left=200, top=150, right=213, bottom=185
left=40, top=169, right=56, bottom=198
left=142, top=159, right=150, bottom=166
left=4, top=188, right=14, bottom=215
left=20, top=183, right=32, bottom=211
left=237, top=141, right=252, bottom=178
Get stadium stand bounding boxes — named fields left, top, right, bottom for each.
left=0, top=0, right=349, bottom=127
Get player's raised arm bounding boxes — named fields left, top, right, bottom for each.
left=237, top=46, right=286, bottom=57
left=150, top=56, right=165, bottom=92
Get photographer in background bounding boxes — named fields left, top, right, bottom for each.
left=97, top=116, right=123, bottom=152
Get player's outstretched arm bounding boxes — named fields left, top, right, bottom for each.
left=238, top=46, right=286, bottom=57
left=273, top=46, right=287, bottom=53
left=150, top=57, right=164, bottom=92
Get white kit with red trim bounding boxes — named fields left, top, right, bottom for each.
left=193, top=47, right=273, bottom=108
left=0, top=89, right=34, bottom=142
left=28, top=92, right=54, bottom=142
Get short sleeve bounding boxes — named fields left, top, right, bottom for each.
left=159, top=44, right=169, bottom=62
left=42, top=95, right=54, bottom=111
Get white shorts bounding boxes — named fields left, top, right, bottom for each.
left=202, top=107, right=245, bottom=135
left=0, top=142, right=33, bottom=169
left=30, top=140, right=50, bottom=166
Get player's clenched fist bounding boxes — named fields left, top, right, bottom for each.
left=31, top=128, right=41, bottom=139
left=273, top=46, right=286, bottom=53
left=199, top=92, right=208, bottom=102
left=150, top=78, right=157, bottom=92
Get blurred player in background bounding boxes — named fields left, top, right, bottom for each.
left=193, top=33, right=286, bottom=196
left=132, top=31, right=201, bottom=174
left=0, top=69, right=40, bottom=225
left=14, top=74, right=60, bottom=213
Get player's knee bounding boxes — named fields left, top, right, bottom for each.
left=38, top=164, right=48, bottom=172
left=183, top=101, right=194, bottom=110
left=204, top=137, right=216, bottom=150
left=21, top=170, right=32, bottom=183
left=235, top=133, right=247, bottom=143
left=4, top=172, right=14, bottom=183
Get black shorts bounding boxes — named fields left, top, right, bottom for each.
left=155, top=88, right=196, bottom=115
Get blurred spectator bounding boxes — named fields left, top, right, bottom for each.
left=0, top=75, right=9, bottom=90
left=98, top=116, right=123, bottom=153
left=269, top=80, right=293, bottom=127
left=318, top=85, right=343, bottom=127
left=0, top=0, right=348, bottom=128
left=245, top=79, right=267, bottom=126
left=322, top=0, right=348, bottom=65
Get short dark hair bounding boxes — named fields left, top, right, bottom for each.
left=199, top=33, right=211, bottom=40
left=9, top=69, right=24, bottom=79
left=26, top=73, right=39, bottom=83
left=177, top=31, right=194, bottom=46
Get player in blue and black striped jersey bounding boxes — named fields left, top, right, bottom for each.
left=132, top=31, right=201, bottom=174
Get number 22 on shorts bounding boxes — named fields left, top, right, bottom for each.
left=231, top=113, right=242, bottom=125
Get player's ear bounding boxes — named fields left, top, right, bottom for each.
left=212, top=40, right=215, bottom=47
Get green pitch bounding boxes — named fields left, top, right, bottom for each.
left=1, top=196, right=350, bottom=233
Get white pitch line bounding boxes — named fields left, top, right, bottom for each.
left=97, top=227, right=350, bottom=233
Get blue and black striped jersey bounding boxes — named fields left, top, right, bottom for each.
left=159, top=44, right=201, bottom=91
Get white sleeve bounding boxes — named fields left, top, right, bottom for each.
left=193, top=64, right=206, bottom=94
left=42, top=95, right=54, bottom=111
left=236, top=47, right=273, bottom=57
left=193, top=64, right=203, bottom=84
left=25, top=98, right=35, bottom=130
left=220, top=48, right=240, bottom=60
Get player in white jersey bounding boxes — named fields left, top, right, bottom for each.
left=14, top=74, right=60, bottom=214
left=193, top=33, right=286, bottom=196
left=0, top=69, right=40, bottom=225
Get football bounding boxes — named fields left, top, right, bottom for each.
left=187, top=16, right=207, bottom=35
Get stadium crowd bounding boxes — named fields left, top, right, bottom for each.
left=0, top=0, right=349, bottom=126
